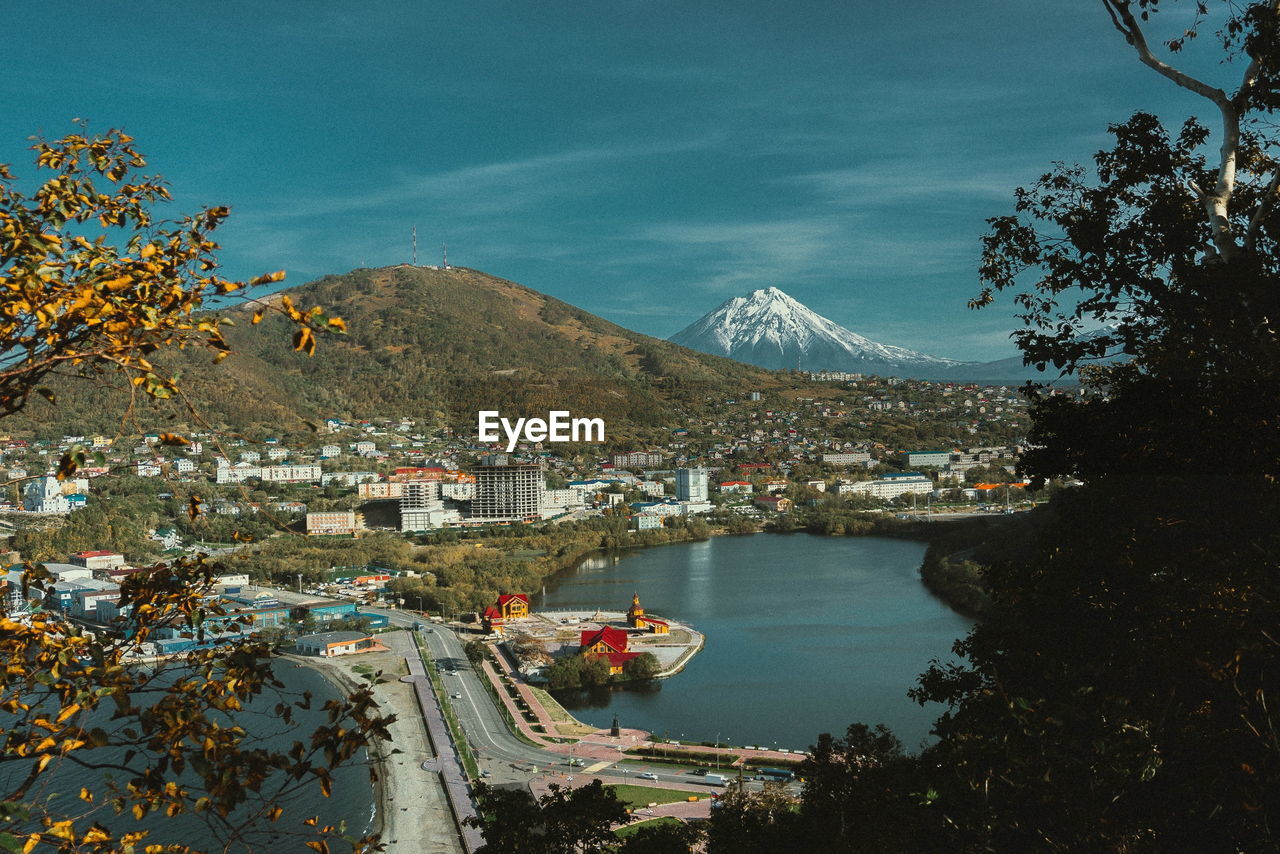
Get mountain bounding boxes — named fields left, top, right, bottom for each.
left=11, top=266, right=792, bottom=440
left=670, top=287, right=966, bottom=374
left=670, top=287, right=1057, bottom=382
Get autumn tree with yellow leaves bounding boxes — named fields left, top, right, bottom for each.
left=0, top=128, right=391, bottom=853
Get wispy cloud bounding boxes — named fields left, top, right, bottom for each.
left=246, top=136, right=717, bottom=223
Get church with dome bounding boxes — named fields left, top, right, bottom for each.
left=626, top=592, right=669, bottom=634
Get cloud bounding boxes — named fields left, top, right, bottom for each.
left=245, top=135, right=718, bottom=223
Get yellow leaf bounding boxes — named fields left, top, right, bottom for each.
left=56, top=703, right=81, bottom=723
left=250, top=270, right=287, bottom=286
left=252, top=309, right=264, bottom=325
left=80, top=786, right=94, bottom=803
left=292, top=326, right=316, bottom=356
left=140, top=243, right=156, bottom=258
left=327, top=317, right=346, bottom=332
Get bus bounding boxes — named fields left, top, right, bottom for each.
left=756, top=767, right=795, bottom=783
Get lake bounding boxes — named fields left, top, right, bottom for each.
left=536, top=533, right=972, bottom=751
left=0, top=659, right=374, bottom=852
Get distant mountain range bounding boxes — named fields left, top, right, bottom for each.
left=15, top=269, right=1065, bottom=440
left=670, top=287, right=1054, bottom=382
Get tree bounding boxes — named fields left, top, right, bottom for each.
left=620, top=652, right=659, bottom=683
left=0, top=126, right=343, bottom=424
left=0, top=130, right=390, bottom=852
left=618, top=819, right=705, bottom=853
left=464, top=639, right=488, bottom=666
left=467, top=780, right=629, bottom=854
left=704, top=784, right=801, bottom=854
left=545, top=656, right=586, bottom=691
left=792, top=724, right=943, bottom=853
left=910, top=2, right=1280, bottom=850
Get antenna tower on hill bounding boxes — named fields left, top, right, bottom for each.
left=442, top=243, right=449, bottom=269
left=412, top=226, right=417, bottom=265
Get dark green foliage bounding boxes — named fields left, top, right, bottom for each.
left=545, top=654, right=613, bottom=690
left=792, top=724, right=946, bottom=853
left=12, top=500, right=162, bottom=563
left=468, top=780, right=629, bottom=854
left=617, top=818, right=705, bottom=852
left=705, top=785, right=802, bottom=854
left=903, top=3, right=1280, bottom=846
left=621, top=652, right=660, bottom=682
left=914, top=478, right=1279, bottom=851
left=464, top=639, right=487, bottom=665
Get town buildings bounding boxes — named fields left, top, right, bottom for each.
left=675, top=467, right=709, bottom=502
left=305, top=510, right=363, bottom=536
left=470, top=459, right=544, bottom=522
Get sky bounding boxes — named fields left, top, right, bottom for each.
left=0, top=1, right=1241, bottom=360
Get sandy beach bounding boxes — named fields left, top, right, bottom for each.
left=288, top=634, right=462, bottom=853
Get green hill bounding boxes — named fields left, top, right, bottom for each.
left=11, top=265, right=788, bottom=442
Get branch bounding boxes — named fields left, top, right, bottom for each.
left=1102, top=0, right=1230, bottom=107
left=1232, top=1, right=1280, bottom=109
left=1244, top=169, right=1280, bottom=252
left=1102, top=0, right=1244, bottom=259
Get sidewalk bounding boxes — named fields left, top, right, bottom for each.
left=482, top=642, right=805, bottom=768
left=403, top=640, right=486, bottom=852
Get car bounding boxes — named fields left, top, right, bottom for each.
left=451, top=692, right=462, bottom=699
left=637, top=772, right=658, bottom=780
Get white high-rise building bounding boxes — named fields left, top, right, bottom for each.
left=675, top=467, right=709, bottom=503
left=471, top=460, right=544, bottom=521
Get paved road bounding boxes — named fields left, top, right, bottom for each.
left=364, top=606, right=794, bottom=794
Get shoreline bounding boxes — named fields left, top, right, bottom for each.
left=283, top=652, right=389, bottom=841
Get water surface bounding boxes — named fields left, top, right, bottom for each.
left=537, top=533, right=971, bottom=751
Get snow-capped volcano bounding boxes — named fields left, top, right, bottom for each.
left=670, top=287, right=966, bottom=375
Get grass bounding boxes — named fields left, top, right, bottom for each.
left=528, top=685, right=596, bottom=735
left=614, top=817, right=682, bottom=839
left=607, top=784, right=705, bottom=808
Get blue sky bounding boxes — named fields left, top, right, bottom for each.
left=1, top=1, right=1235, bottom=359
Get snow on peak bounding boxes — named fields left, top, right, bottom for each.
left=670, top=286, right=962, bottom=372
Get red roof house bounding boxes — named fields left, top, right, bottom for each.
left=579, top=625, right=630, bottom=655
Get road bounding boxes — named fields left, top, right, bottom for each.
left=362, top=606, right=781, bottom=792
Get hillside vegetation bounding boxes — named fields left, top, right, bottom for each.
left=9, top=266, right=795, bottom=440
